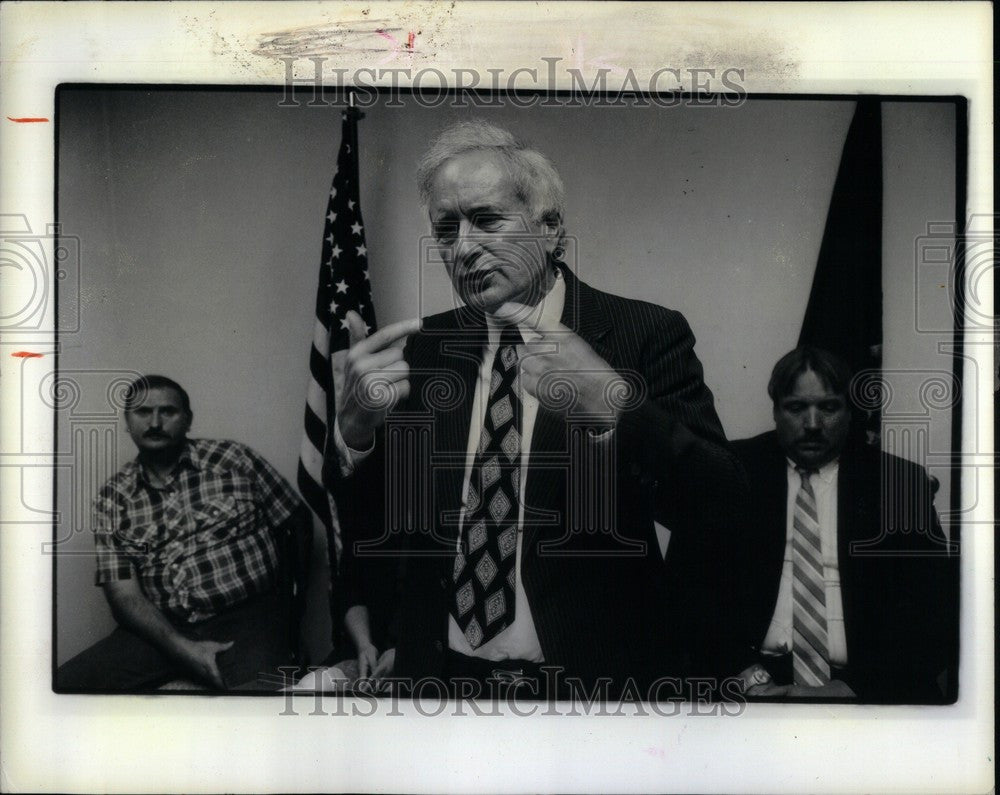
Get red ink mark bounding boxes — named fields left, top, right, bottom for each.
left=375, top=29, right=398, bottom=44
left=7, top=117, right=49, bottom=123
left=11, top=351, right=44, bottom=358
left=406, top=31, right=415, bottom=50
left=644, top=746, right=666, bottom=759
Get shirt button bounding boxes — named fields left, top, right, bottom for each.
left=434, top=641, right=443, bottom=652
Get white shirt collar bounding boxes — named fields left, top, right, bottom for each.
left=484, top=267, right=565, bottom=346
left=785, top=456, right=839, bottom=484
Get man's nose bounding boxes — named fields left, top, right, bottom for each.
left=454, top=219, right=481, bottom=261
left=803, top=407, right=821, bottom=430
left=149, top=410, right=163, bottom=427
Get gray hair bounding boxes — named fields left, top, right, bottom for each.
left=416, top=119, right=566, bottom=228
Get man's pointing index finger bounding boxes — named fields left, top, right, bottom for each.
left=357, top=317, right=422, bottom=353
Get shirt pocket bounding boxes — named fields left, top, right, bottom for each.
left=116, top=519, right=163, bottom=556
left=192, top=493, right=256, bottom=540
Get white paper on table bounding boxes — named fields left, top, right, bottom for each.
left=282, top=666, right=350, bottom=692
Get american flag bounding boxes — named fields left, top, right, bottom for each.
left=297, top=105, right=376, bottom=567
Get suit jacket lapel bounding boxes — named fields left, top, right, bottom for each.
left=835, top=451, right=859, bottom=650
left=758, top=436, right=791, bottom=634
left=522, top=268, right=612, bottom=553
left=433, top=308, right=487, bottom=550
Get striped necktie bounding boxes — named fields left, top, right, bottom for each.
left=792, top=466, right=831, bottom=686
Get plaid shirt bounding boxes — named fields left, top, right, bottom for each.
left=94, top=438, right=303, bottom=623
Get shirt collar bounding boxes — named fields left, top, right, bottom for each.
left=785, top=456, right=839, bottom=484
left=484, top=267, right=565, bottom=347
left=132, top=439, right=200, bottom=491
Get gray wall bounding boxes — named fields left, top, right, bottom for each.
left=55, top=90, right=957, bottom=665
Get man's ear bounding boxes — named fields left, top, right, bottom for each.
left=541, top=216, right=564, bottom=257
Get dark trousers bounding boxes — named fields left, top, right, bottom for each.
left=55, top=592, right=292, bottom=692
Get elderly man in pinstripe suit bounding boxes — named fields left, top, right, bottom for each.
left=330, top=119, right=746, bottom=699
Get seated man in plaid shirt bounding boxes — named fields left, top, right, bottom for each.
left=56, top=375, right=308, bottom=691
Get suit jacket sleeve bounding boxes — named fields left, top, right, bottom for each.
left=611, top=306, right=749, bottom=678
left=329, top=341, right=413, bottom=652
left=613, top=307, right=747, bottom=533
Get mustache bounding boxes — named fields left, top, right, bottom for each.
left=143, top=431, right=169, bottom=438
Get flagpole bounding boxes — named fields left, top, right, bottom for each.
left=345, top=87, right=364, bottom=121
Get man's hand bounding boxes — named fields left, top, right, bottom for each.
left=736, top=663, right=774, bottom=692
left=338, top=311, right=421, bottom=450
left=373, top=647, right=395, bottom=679
left=496, top=303, right=627, bottom=419
left=746, top=678, right=856, bottom=699
left=357, top=641, right=379, bottom=679
left=356, top=648, right=396, bottom=695
left=103, top=579, right=237, bottom=690
left=172, top=637, right=234, bottom=690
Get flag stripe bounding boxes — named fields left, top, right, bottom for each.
left=297, top=105, right=376, bottom=594
left=306, top=382, right=328, bottom=421
left=302, top=405, right=327, bottom=450
left=296, top=460, right=331, bottom=526
left=309, top=345, right=331, bottom=386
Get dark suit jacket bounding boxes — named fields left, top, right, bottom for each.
left=335, top=266, right=747, bottom=694
left=732, top=431, right=959, bottom=703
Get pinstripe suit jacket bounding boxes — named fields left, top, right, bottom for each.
left=336, top=266, right=746, bottom=692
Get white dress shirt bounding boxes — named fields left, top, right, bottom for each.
left=761, top=458, right=848, bottom=666
left=335, top=270, right=568, bottom=662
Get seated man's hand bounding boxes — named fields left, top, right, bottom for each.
left=736, top=663, right=773, bottom=693
left=172, top=637, right=234, bottom=689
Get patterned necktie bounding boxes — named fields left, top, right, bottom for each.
left=451, top=324, right=522, bottom=649
left=792, top=467, right=831, bottom=686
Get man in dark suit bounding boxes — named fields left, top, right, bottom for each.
left=733, top=346, right=959, bottom=703
left=329, top=119, right=745, bottom=698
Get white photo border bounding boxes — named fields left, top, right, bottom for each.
left=0, top=2, right=993, bottom=793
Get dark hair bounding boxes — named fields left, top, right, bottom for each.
left=767, top=346, right=853, bottom=406
left=123, top=375, right=192, bottom=417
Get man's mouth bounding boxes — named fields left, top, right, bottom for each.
left=461, top=266, right=498, bottom=291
